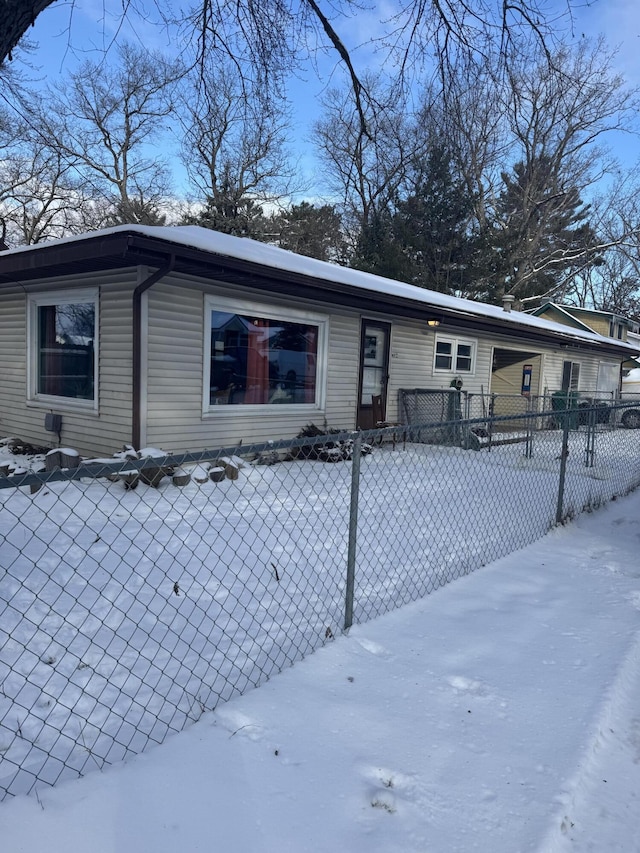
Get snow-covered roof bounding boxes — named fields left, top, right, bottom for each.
left=3, top=224, right=639, bottom=355
left=623, top=367, right=640, bottom=383
left=530, top=303, right=597, bottom=334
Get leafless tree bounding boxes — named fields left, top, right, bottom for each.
left=178, top=61, right=294, bottom=233
left=566, top=176, right=640, bottom=317
left=0, top=85, right=91, bottom=245
left=313, top=75, right=421, bottom=235
left=486, top=37, right=639, bottom=303
left=4, top=2, right=578, bottom=118
left=31, top=42, right=183, bottom=226
left=0, top=144, right=90, bottom=245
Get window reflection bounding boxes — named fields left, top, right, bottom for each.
left=210, top=311, right=319, bottom=405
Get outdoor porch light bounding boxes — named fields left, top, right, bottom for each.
left=426, top=317, right=441, bottom=328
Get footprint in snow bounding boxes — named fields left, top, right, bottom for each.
left=361, top=764, right=448, bottom=818
left=446, top=675, right=487, bottom=695
left=214, top=708, right=263, bottom=741
left=355, top=637, right=391, bottom=658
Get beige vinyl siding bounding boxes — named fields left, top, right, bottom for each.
left=454, top=333, right=492, bottom=395
left=491, top=351, right=541, bottom=395
left=2, top=259, right=627, bottom=458
left=145, top=283, right=204, bottom=443
left=0, top=288, right=28, bottom=442
left=383, top=320, right=493, bottom=418
left=144, top=279, right=362, bottom=452
left=427, top=326, right=492, bottom=395
left=490, top=350, right=542, bottom=418
left=323, top=313, right=360, bottom=429
left=570, top=310, right=610, bottom=338
left=386, top=319, right=437, bottom=420
left=0, top=269, right=136, bottom=457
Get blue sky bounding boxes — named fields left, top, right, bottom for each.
left=15, top=0, right=640, bottom=196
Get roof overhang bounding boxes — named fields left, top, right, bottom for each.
left=1, top=228, right=638, bottom=361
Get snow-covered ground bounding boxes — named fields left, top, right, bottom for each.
left=3, top=428, right=640, bottom=799
left=2, top=481, right=640, bottom=851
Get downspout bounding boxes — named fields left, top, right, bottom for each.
left=132, top=254, right=175, bottom=449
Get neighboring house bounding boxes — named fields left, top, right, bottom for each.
left=0, top=225, right=638, bottom=457
left=622, top=330, right=640, bottom=397
left=532, top=302, right=640, bottom=375
left=531, top=302, right=639, bottom=342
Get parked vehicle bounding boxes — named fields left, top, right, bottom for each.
left=621, top=408, right=640, bottom=429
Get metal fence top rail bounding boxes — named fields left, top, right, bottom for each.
left=2, top=400, right=639, bottom=491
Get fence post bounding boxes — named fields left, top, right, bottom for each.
left=584, top=408, right=596, bottom=468
left=344, top=431, right=362, bottom=630
left=555, top=411, right=571, bottom=524
left=524, top=397, right=534, bottom=459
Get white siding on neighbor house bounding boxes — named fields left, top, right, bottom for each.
left=0, top=269, right=137, bottom=457
left=540, top=348, right=620, bottom=396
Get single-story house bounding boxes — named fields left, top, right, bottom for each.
left=0, top=225, right=638, bottom=457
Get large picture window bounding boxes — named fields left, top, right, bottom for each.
left=434, top=335, right=476, bottom=374
left=29, top=291, right=98, bottom=406
left=206, top=300, right=325, bottom=408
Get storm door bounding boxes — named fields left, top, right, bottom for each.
left=357, top=320, right=391, bottom=430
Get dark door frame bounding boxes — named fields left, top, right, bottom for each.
left=356, top=318, right=392, bottom=430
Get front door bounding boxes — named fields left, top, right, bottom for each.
left=357, top=320, right=391, bottom=429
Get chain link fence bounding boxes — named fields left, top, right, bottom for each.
left=2, top=402, right=640, bottom=800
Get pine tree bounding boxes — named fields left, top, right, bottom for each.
left=491, top=156, right=601, bottom=304
left=273, top=202, right=347, bottom=262
left=391, top=145, right=478, bottom=295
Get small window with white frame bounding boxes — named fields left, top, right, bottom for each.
left=204, top=296, right=327, bottom=411
left=28, top=290, right=98, bottom=408
left=433, top=335, right=476, bottom=374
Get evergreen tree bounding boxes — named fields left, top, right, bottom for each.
left=350, top=145, right=481, bottom=295
left=183, top=165, right=266, bottom=238
left=391, top=145, right=478, bottom=295
left=273, top=201, right=347, bottom=262
left=350, top=208, right=412, bottom=282
left=491, top=156, right=602, bottom=304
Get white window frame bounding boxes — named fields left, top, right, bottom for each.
left=202, top=295, right=328, bottom=416
left=27, top=288, right=99, bottom=412
left=561, top=359, right=581, bottom=392
left=433, top=334, right=477, bottom=375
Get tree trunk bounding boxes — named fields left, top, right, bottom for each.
left=1, top=0, right=58, bottom=64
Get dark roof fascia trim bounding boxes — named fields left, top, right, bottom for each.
left=124, top=236, right=636, bottom=355
left=0, top=233, right=136, bottom=279
left=1, top=231, right=637, bottom=358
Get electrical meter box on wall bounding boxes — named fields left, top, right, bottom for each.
left=44, top=413, right=62, bottom=433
